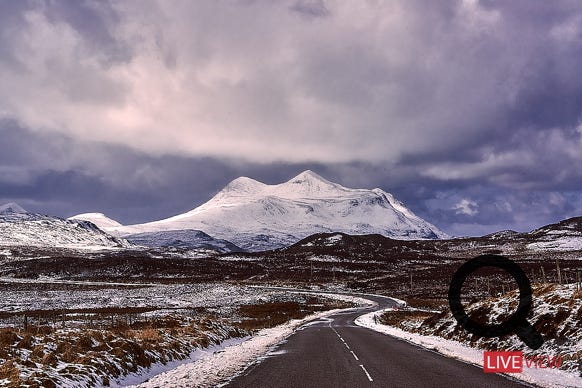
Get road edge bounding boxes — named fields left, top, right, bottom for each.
left=355, top=308, right=580, bottom=388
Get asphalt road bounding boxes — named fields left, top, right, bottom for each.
left=226, top=294, right=532, bottom=388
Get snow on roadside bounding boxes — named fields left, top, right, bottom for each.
left=128, top=295, right=372, bottom=388
left=355, top=309, right=581, bottom=388
left=111, top=337, right=250, bottom=387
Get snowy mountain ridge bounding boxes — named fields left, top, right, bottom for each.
left=101, top=170, right=449, bottom=251
left=0, top=202, right=27, bottom=215
left=68, top=213, right=123, bottom=229
left=0, top=204, right=130, bottom=249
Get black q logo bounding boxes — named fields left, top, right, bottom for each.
left=448, top=255, right=543, bottom=350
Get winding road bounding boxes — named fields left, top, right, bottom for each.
left=226, top=294, right=532, bottom=388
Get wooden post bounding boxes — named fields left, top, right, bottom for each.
left=577, top=270, right=581, bottom=290
left=541, top=266, right=547, bottom=283
left=24, top=314, right=28, bottom=331
left=556, top=259, right=562, bottom=285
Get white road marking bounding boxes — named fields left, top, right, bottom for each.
left=330, top=323, right=364, bottom=373
left=359, top=364, right=374, bottom=382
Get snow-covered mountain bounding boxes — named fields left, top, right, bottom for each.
left=105, top=170, right=448, bottom=251
left=68, top=213, right=123, bottom=229
left=0, top=203, right=130, bottom=249
left=0, top=202, right=27, bottom=215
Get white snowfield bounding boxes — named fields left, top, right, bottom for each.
left=125, top=294, right=373, bottom=388
left=82, top=170, right=448, bottom=251
left=527, top=236, right=582, bottom=252
left=356, top=309, right=582, bottom=388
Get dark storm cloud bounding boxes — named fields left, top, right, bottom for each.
left=289, top=0, right=330, bottom=18
left=1, top=1, right=582, bottom=235
left=0, top=120, right=333, bottom=224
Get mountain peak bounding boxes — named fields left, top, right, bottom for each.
left=273, top=170, right=346, bottom=199
left=221, top=176, right=266, bottom=195
left=288, top=170, right=329, bottom=184
left=0, top=202, right=27, bottom=214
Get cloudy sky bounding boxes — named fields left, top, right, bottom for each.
left=1, top=0, right=582, bottom=236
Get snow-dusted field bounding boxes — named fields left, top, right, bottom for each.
left=0, top=280, right=282, bottom=317
left=0, top=280, right=366, bottom=387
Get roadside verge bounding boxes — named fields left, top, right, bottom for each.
left=127, top=294, right=373, bottom=388
left=355, top=309, right=580, bottom=388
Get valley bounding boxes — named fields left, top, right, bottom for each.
left=0, top=173, right=581, bottom=387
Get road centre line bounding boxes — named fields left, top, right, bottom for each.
left=330, top=323, right=373, bottom=382
left=360, top=364, right=374, bottom=382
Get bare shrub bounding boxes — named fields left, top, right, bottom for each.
left=30, top=345, right=45, bottom=360
left=41, top=353, right=58, bottom=367
left=0, top=329, right=19, bottom=346
left=76, top=334, right=94, bottom=351
left=0, top=360, right=20, bottom=381
left=17, top=333, right=34, bottom=349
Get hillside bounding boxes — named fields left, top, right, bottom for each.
left=0, top=204, right=129, bottom=250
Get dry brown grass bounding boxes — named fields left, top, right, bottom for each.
left=380, top=310, right=435, bottom=327
left=0, top=329, right=19, bottom=346
left=532, top=283, right=557, bottom=297
left=41, top=353, right=58, bottom=367
left=403, top=298, right=447, bottom=311
left=133, top=328, right=161, bottom=343
left=30, top=345, right=45, bottom=360
left=17, top=333, right=33, bottom=349
left=0, top=360, right=20, bottom=381
left=0, top=297, right=346, bottom=386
